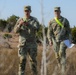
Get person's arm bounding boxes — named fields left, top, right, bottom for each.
left=65, top=19, right=72, bottom=41
left=47, top=21, right=54, bottom=45
left=14, top=18, right=24, bottom=33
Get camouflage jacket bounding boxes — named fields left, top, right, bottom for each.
left=47, top=16, right=72, bottom=42
left=14, top=16, right=40, bottom=48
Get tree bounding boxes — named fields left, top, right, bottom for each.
left=71, top=27, right=76, bottom=43
left=36, top=25, right=48, bottom=44
left=0, top=19, right=7, bottom=31
left=6, top=15, right=19, bottom=32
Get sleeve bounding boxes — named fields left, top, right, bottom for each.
left=28, top=18, right=40, bottom=31
left=34, top=19, right=40, bottom=31
left=65, top=19, right=72, bottom=41
left=14, top=18, right=22, bottom=33
left=47, top=21, right=53, bottom=42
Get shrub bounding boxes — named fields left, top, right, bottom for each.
left=3, top=33, right=12, bottom=39
left=71, top=27, right=76, bottom=43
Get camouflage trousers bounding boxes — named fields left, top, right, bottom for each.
left=18, top=46, right=37, bottom=75
left=52, top=38, right=67, bottom=73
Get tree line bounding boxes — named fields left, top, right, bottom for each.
left=0, top=15, right=76, bottom=43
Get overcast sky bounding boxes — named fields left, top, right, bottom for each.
left=0, top=0, right=76, bottom=27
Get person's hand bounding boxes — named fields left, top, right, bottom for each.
left=19, top=19, right=28, bottom=26
left=49, top=41, right=53, bottom=46
left=25, top=22, right=28, bottom=26
left=19, top=19, right=24, bottom=26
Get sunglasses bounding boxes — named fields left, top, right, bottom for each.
left=24, top=10, right=29, bottom=12
left=54, top=10, right=60, bottom=12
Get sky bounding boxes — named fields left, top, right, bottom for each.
left=0, top=0, right=76, bottom=28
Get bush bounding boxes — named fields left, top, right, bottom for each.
left=3, top=33, right=12, bottom=39
left=71, top=27, right=76, bottom=43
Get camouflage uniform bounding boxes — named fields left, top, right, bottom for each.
left=14, top=6, right=40, bottom=75
left=47, top=7, right=72, bottom=73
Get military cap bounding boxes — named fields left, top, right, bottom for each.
left=24, top=6, right=31, bottom=12
left=54, top=7, right=60, bottom=11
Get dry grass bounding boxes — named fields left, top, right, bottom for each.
left=0, top=32, right=76, bottom=75
left=0, top=48, right=18, bottom=75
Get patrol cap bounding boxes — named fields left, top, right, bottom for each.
left=54, top=7, right=60, bottom=11
left=24, top=6, right=31, bottom=12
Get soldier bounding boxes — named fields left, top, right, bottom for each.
left=14, top=6, right=40, bottom=75
left=47, top=7, right=72, bottom=74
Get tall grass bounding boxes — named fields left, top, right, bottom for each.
left=0, top=32, right=76, bottom=75
left=0, top=46, right=76, bottom=75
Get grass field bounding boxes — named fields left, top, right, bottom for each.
left=0, top=33, right=76, bottom=75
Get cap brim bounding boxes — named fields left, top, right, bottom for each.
left=54, top=9, right=59, bottom=11
left=24, top=8, right=29, bottom=10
